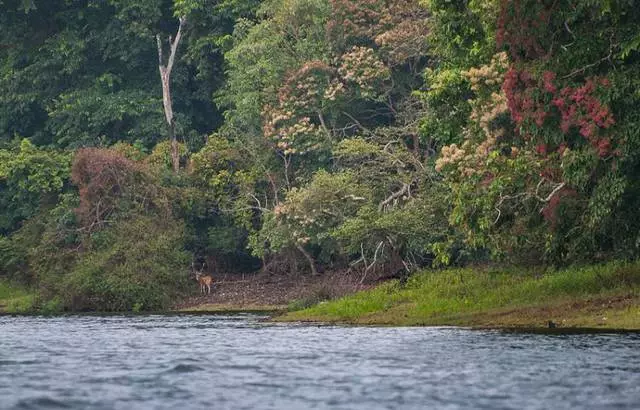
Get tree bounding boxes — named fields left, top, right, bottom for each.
left=157, top=16, right=187, bottom=172
left=430, top=0, right=640, bottom=264
left=0, top=139, right=71, bottom=234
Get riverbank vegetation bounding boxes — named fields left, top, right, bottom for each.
left=0, top=280, right=34, bottom=313
left=1, top=1, right=640, bottom=318
left=282, top=262, right=640, bottom=329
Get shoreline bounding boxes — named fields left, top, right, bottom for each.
left=3, top=300, right=638, bottom=333
left=2, top=305, right=638, bottom=334
left=274, top=300, right=640, bottom=331
left=3, top=262, right=639, bottom=332
left=276, top=262, right=640, bottom=331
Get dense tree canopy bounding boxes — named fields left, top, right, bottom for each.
left=2, top=0, right=640, bottom=311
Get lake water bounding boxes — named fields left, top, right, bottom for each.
left=0, top=314, right=639, bottom=409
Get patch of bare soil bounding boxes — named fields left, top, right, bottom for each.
left=174, top=270, right=378, bottom=310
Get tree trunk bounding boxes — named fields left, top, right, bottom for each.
left=170, top=123, right=179, bottom=172
left=296, top=243, right=318, bottom=276
left=156, top=17, right=186, bottom=173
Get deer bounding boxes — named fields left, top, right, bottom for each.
left=192, top=261, right=213, bottom=295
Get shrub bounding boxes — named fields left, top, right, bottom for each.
left=56, top=215, right=190, bottom=311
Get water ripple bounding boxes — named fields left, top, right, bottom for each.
left=165, top=364, right=205, bottom=374
left=1, top=315, right=639, bottom=410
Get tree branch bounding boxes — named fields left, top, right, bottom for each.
left=536, top=182, right=566, bottom=203
left=341, top=111, right=370, bottom=133
left=166, top=17, right=186, bottom=76
left=156, top=16, right=186, bottom=172
left=493, top=180, right=566, bottom=225
left=360, top=241, right=384, bottom=284
left=317, top=110, right=332, bottom=140
left=296, top=243, right=318, bottom=276
left=378, top=183, right=410, bottom=212
left=156, top=35, right=163, bottom=67
left=561, top=32, right=616, bottom=79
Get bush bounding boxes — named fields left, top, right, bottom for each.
left=2, top=147, right=193, bottom=312
left=54, top=215, right=190, bottom=311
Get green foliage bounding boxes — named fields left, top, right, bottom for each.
left=0, top=0, right=230, bottom=148
left=55, top=215, right=189, bottom=311
left=6, top=293, right=37, bottom=313
left=333, top=195, right=449, bottom=268
left=0, top=146, right=192, bottom=312
left=417, top=0, right=498, bottom=146
left=220, top=0, right=331, bottom=135
left=47, top=87, right=164, bottom=147
left=257, top=170, right=368, bottom=258
left=183, top=135, right=261, bottom=269
left=4, top=0, right=640, bottom=312
left=0, top=139, right=71, bottom=234
left=286, top=261, right=640, bottom=324
left=0, top=280, right=35, bottom=313
left=424, top=0, right=640, bottom=265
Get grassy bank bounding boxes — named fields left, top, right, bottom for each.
left=279, top=262, right=640, bottom=330
left=0, top=281, right=35, bottom=314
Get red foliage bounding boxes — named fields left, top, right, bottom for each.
left=503, top=68, right=616, bottom=157
left=557, top=143, right=568, bottom=155
left=72, top=148, right=160, bottom=231
left=497, top=0, right=556, bottom=60
left=542, top=71, right=557, bottom=93
left=497, top=0, right=618, bottom=161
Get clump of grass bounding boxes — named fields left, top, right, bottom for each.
left=282, top=261, right=640, bottom=328
left=0, top=281, right=36, bottom=313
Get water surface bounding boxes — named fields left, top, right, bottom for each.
left=1, top=314, right=639, bottom=409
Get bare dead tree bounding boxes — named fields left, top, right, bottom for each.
left=156, top=16, right=186, bottom=172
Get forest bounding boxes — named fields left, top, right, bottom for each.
left=1, top=0, right=640, bottom=312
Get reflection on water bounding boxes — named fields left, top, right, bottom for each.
left=1, top=314, right=639, bottom=409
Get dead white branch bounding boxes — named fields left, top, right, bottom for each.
left=360, top=241, right=384, bottom=284
left=343, top=194, right=367, bottom=201
left=493, top=180, right=566, bottom=225
left=536, top=182, right=566, bottom=203
left=378, top=183, right=411, bottom=212
left=157, top=16, right=186, bottom=172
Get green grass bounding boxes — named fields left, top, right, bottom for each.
left=0, top=281, right=36, bottom=313
left=280, top=261, right=640, bottom=329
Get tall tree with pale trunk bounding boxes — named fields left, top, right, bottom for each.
left=157, top=16, right=187, bottom=172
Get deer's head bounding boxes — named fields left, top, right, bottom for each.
left=191, top=260, right=207, bottom=281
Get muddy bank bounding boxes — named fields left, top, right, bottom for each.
left=174, top=270, right=378, bottom=312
